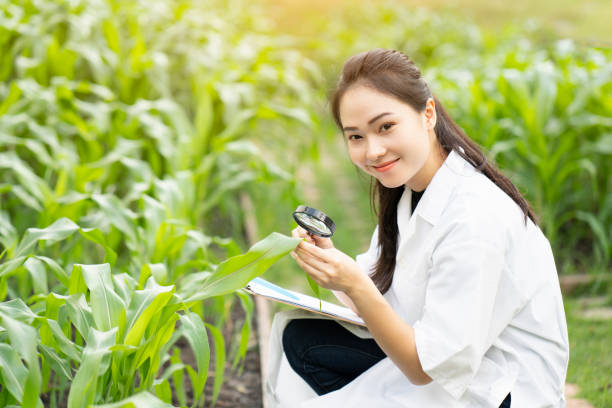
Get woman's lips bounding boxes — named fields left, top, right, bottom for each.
left=372, top=158, right=399, bottom=172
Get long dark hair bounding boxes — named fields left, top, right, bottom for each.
left=330, top=49, right=536, bottom=294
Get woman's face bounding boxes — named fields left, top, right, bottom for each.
left=338, top=84, right=441, bottom=191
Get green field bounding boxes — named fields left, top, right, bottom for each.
left=1, top=0, right=610, bottom=406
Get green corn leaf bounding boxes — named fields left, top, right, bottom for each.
left=232, top=290, right=253, bottom=372
left=138, top=263, right=168, bottom=288
left=184, top=232, right=300, bottom=302
left=6, top=184, right=43, bottom=212
left=34, top=256, right=69, bottom=287
left=133, top=314, right=179, bottom=390
left=192, top=82, right=214, bottom=158
left=200, top=170, right=256, bottom=215
left=68, top=264, right=87, bottom=295
left=576, top=211, right=611, bottom=260
left=0, top=256, right=27, bottom=278
left=39, top=344, right=72, bottom=382
left=0, top=314, right=42, bottom=408
left=45, top=319, right=82, bottom=362
left=0, top=152, right=50, bottom=208
left=43, top=293, right=65, bottom=322
left=170, top=347, right=186, bottom=406
left=15, top=218, right=80, bottom=258
left=0, top=298, right=38, bottom=323
left=153, top=380, right=173, bottom=404
left=79, top=228, right=118, bottom=267
left=113, top=273, right=137, bottom=306
left=24, top=257, right=48, bottom=294
left=67, top=327, right=117, bottom=408
left=0, top=277, right=6, bottom=302
left=79, top=264, right=125, bottom=331
left=179, top=312, right=210, bottom=403
left=0, top=82, right=22, bottom=117
left=141, top=195, right=166, bottom=248
left=0, top=313, right=39, bottom=370
left=155, top=362, right=186, bottom=388
left=91, top=194, right=138, bottom=244
left=102, top=20, right=121, bottom=55
left=123, top=279, right=174, bottom=346
left=92, top=391, right=173, bottom=408
left=0, top=343, right=27, bottom=403
left=306, top=274, right=322, bottom=311
left=204, top=322, right=226, bottom=406
left=64, top=294, right=94, bottom=339
left=92, top=391, right=174, bottom=408
left=210, top=109, right=255, bottom=150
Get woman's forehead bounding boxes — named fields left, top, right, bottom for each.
left=339, top=85, right=417, bottom=124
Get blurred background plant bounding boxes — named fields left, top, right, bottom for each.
left=0, top=0, right=610, bottom=406
left=0, top=0, right=316, bottom=405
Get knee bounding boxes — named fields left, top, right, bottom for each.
left=283, top=319, right=320, bottom=368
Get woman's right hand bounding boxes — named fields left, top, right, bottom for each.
left=291, top=226, right=334, bottom=249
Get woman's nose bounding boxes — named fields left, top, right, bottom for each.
left=366, top=137, right=386, bottom=162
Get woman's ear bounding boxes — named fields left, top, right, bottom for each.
left=424, top=98, right=437, bottom=130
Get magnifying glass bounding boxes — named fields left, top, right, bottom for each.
left=292, top=205, right=336, bottom=238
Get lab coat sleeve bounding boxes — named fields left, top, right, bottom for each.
left=355, top=226, right=379, bottom=276
left=412, top=220, right=519, bottom=400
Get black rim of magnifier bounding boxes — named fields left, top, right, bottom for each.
left=292, top=205, right=336, bottom=237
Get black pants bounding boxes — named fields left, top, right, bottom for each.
left=282, top=319, right=511, bottom=407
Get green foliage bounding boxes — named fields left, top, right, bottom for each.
left=0, top=0, right=314, bottom=405
left=1, top=0, right=610, bottom=405
left=0, top=225, right=298, bottom=406
left=181, top=233, right=301, bottom=302
left=427, top=41, right=612, bottom=270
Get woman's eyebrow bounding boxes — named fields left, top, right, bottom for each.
left=342, top=112, right=393, bottom=132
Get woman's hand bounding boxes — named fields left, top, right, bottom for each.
left=290, top=232, right=365, bottom=293
left=291, top=226, right=334, bottom=249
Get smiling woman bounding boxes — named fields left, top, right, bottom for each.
left=265, top=49, right=569, bottom=408
left=338, top=87, right=442, bottom=191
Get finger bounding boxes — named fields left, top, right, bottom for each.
left=294, top=248, right=330, bottom=272
left=292, top=227, right=315, bottom=243
left=311, top=235, right=334, bottom=249
left=291, top=252, right=325, bottom=286
left=291, top=227, right=305, bottom=239
left=298, top=240, right=329, bottom=258
left=295, top=244, right=327, bottom=264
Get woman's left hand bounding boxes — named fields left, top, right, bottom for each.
left=290, top=240, right=364, bottom=293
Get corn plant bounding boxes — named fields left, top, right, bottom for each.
left=1, top=1, right=319, bottom=405
left=0, top=0, right=318, bottom=239
left=426, top=41, right=612, bottom=270
left=0, top=218, right=300, bottom=407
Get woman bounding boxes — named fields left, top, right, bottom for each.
left=265, top=49, right=569, bottom=407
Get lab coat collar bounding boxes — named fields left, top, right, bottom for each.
left=397, top=149, right=474, bottom=232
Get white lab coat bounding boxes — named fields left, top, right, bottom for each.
left=265, top=150, right=569, bottom=407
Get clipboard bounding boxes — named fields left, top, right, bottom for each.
left=245, top=277, right=366, bottom=327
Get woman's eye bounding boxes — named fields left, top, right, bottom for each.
left=380, top=122, right=394, bottom=132
left=348, top=134, right=362, bottom=141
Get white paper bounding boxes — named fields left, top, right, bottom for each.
left=245, top=277, right=366, bottom=326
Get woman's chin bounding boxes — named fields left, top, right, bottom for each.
left=377, top=178, right=406, bottom=189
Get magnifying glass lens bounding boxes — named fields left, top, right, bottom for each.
left=292, top=205, right=336, bottom=237
left=294, top=213, right=331, bottom=235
